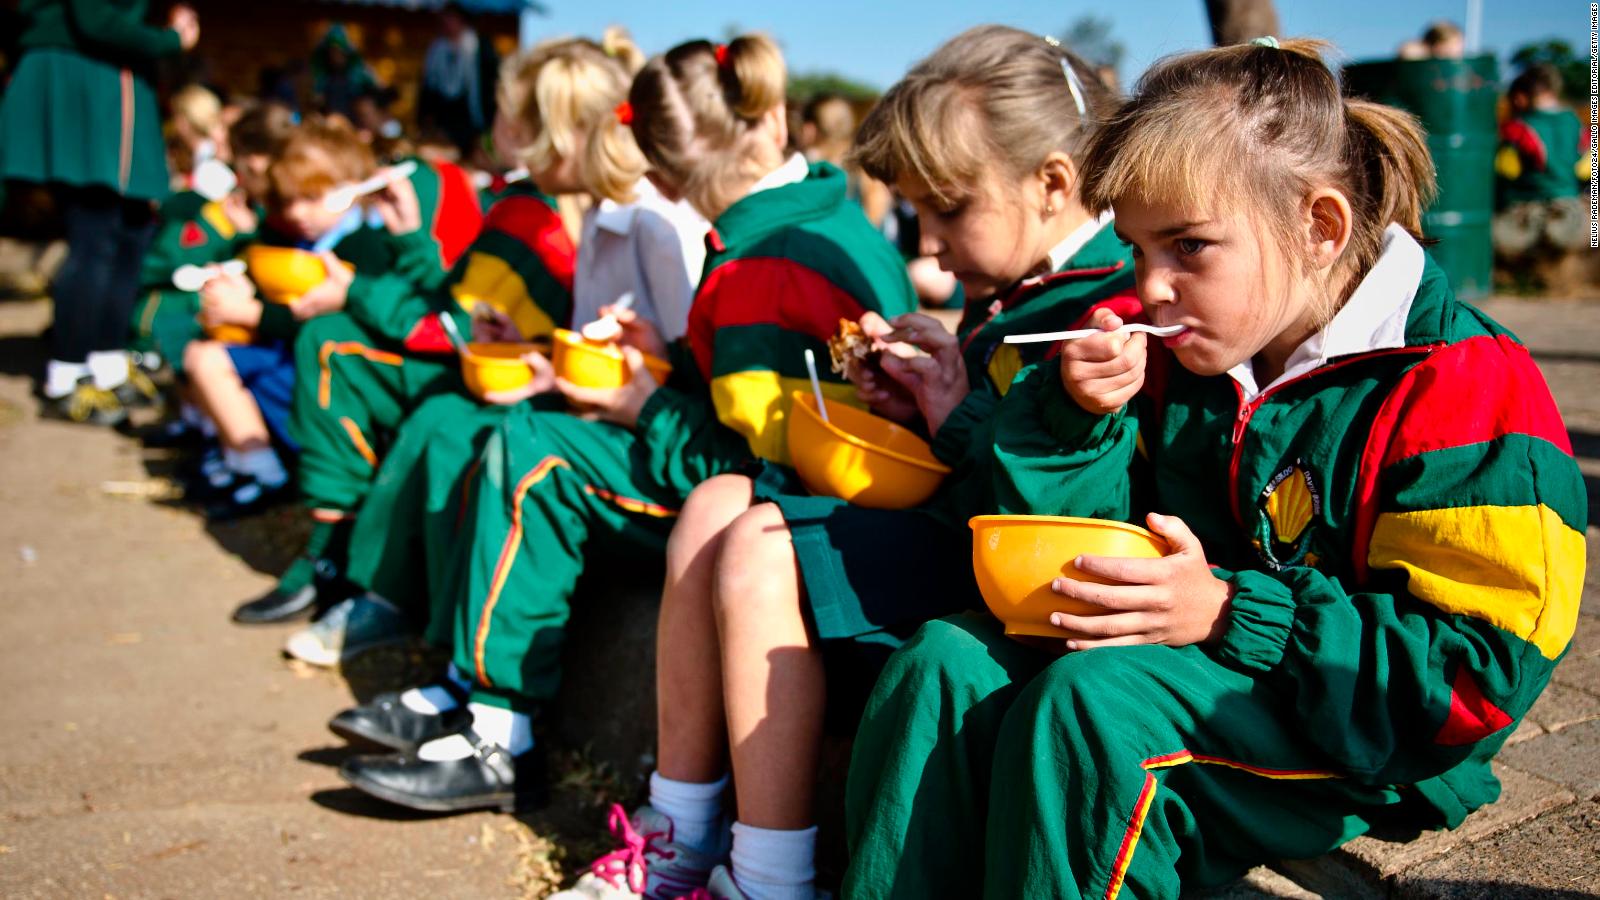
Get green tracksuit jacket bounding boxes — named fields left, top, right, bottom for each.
left=844, top=228, right=1586, bottom=899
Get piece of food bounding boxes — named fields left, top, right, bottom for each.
left=828, top=318, right=880, bottom=378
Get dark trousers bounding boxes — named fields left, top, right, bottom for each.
left=51, top=186, right=155, bottom=363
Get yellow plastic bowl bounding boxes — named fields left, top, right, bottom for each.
left=786, top=390, right=951, bottom=510
left=243, top=245, right=348, bottom=303
left=461, top=342, right=544, bottom=399
left=550, top=328, right=672, bottom=389
left=970, top=515, right=1168, bottom=638
left=204, top=322, right=256, bottom=344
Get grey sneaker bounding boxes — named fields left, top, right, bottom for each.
left=283, top=594, right=406, bottom=667
left=549, top=804, right=729, bottom=899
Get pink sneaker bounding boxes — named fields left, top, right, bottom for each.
left=549, top=804, right=728, bottom=900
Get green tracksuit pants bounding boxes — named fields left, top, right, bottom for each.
left=129, top=287, right=202, bottom=374
left=452, top=404, right=684, bottom=710
left=343, top=392, right=515, bottom=645
left=288, top=312, right=454, bottom=513
left=843, top=613, right=1412, bottom=900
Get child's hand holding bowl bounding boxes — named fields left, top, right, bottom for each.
left=199, top=271, right=262, bottom=328
left=1047, top=512, right=1235, bottom=651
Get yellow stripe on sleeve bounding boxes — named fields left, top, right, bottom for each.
left=449, top=251, right=556, bottom=340
left=200, top=201, right=237, bottom=240
left=709, top=370, right=861, bottom=465
left=1367, top=504, right=1585, bottom=660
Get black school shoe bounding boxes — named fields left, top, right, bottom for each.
left=339, top=730, right=548, bottom=814
left=328, top=680, right=472, bottom=753
left=204, top=474, right=295, bottom=521
left=231, top=557, right=352, bottom=625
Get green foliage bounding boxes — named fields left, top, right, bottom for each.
left=789, top=71, right=880, bottom=103
left=1509, top=40, right=1587, bottom=106
left=1057, top=14, right=1125, bottom=77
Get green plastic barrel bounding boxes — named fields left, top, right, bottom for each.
left=1342, top=55, right=1499, bottom=300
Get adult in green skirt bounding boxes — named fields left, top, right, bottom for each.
left=1, top=0, right=198, bottom=424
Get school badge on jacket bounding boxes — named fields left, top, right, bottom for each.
left=1254, top=462, right=1321, bottom=569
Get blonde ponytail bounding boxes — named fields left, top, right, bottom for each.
left=601, top=25, right=646, bottom=75
left=721, top=34, right=786, bottom=121
left=1342, top=99, right=1436, bottom=240
left=499, top=34, right=645, bottom=203
left=630, top=34, right=791, bottom=219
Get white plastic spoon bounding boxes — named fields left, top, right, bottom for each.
left=804, top=348, right=830, bottom=424
left=323, top=159, right=420, bottom=213
left=437, top=310, right=471, bottom=356
left=580, top=292, right=635, bottom=343
left=172, top=258, right=247, bottom=292
left=1002, top=323, right=1188, bottom=345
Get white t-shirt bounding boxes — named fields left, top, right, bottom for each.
left=572, top=179, right=709, bottom=342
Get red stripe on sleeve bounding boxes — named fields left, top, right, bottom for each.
left=403, top=314, right=454, bottom=354
left=1350, top=334, right=1571, bottom=578
left=686, top=257, right=868, bottom=380
left=484, top=195, right=577, bottom=292
left=427, top=160, right=484, bottom=270
left=1434, top=667, right=1513, bottom=746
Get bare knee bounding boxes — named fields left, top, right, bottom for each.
left=183, top=340, right=230, bottom=380
left=713, top=503, right=795, bottom=619
left=666, top=474, right=755, bottom=572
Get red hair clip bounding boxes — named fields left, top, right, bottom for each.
left=614, top=100, right=633, bottom=125
left=713, top=43, right=729, bottom=68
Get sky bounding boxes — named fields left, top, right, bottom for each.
left=518, top=0, right=1583, bottom=90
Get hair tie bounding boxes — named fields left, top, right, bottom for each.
left=1250, top=35, right=1280, bottom=49
left=1042, top=35, right=1087, bottom=117
left=713, top=43, right=730, bottom=68
left=614, top=100, right=633, bottom=126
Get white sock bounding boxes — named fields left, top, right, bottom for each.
left=729, top=822, right=817, bottom=900
left=416, top=702, right=533, bottom=761
left=649, top=771, right=729, bottom=853
left=87, top=350, right=129, bottom=390
left=400, top=663, right=474, bottom=714
left=223, top=446, right=288, bottom=487
left=44, top=360, right=88, bottom=398
left=180, top=402, right=218, bottom=437
left=401, top=683, right=459, bottom=715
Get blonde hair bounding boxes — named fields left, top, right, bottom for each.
left=171, top=84, right=223, bottom=137
left=629, top=33, right=788, bottom=218
left=1080, top=38, right=1436, bottom=317
left=851, top=25, right=1114, bottom=206
left=268, top=117, right=376, bottom=204
left=499, top=27, right=646, bottom=203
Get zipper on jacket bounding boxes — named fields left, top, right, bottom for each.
left=1224, top=345, right=1439, bottom=527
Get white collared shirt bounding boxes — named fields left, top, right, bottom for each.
left=1046, top=210, right=1116, bottom=273
left=1227, top=224, right=1424, bottom=401
left=573, top=178, right=710, bottom=341
left=745, top=152, right=811, bottom=198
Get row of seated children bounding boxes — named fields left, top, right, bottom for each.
left=131, top=24, right=1584, bottom=900
left=1492, top=62, right=1592, bottom=261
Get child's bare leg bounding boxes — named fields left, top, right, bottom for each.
left=714, top=502, right=823, bottom=830
left=657, top=473, right=754, bottom=783
left=183, top=340, right=270, bottom=451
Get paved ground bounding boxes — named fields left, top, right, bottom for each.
left=0, top=294, right=1595, bottom=898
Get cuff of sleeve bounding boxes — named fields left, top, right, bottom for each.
left=1216, top=569, right=1298, bottom=674
left=346, top=273, right=410, bottom=329
left=154, top=28, right=183, bottom=57
left=257, top=302, right=296, bottom=340
left=931, top=389, right=995, bottom=467
left=1033, top=364, right=1122, bottom=450
left=635, top=384, right=684, bottom=436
